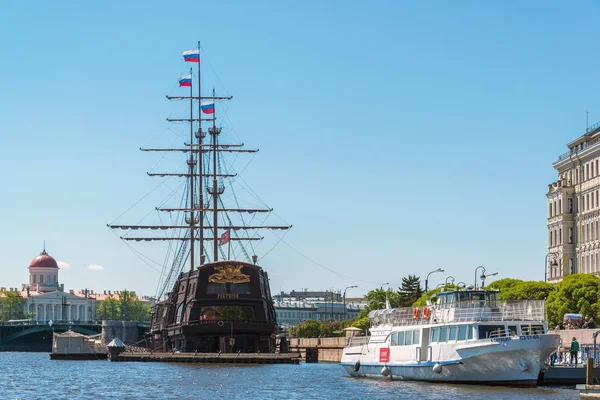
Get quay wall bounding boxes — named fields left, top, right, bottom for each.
left=288, top=337, right=345, bottom=362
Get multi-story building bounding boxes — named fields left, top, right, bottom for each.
left=548, top=124, right=600, bottom=282
left=273, top=289, right=367, bottom=327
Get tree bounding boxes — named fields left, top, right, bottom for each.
left=546, top=274, right=600, bottom=328
left=498, top=281, right=554, bottom=301
left=289, top=319, right=322, bottom=338
left=97, top=290, right=151, bottom=322
left=487, top=278, right=523, bottom=293
left=0, top=291, right=26, bottom=322
left=352, top=317, right=370, bottom=332
left=398, top=275, right=423, bottom=307
left=357, top=288, right=402, bottom=318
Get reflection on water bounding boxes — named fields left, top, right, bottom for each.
left=0, top=353, right=578, bottom=399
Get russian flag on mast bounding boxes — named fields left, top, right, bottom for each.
left=183, top=49, right=200, bottom=63
left=178, top=75, right=192, bottom=87
left=201, top=100, right=214, bottom=114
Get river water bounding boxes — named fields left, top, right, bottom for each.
left=0, top=353, right=578, bottom=399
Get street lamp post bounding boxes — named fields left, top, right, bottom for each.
left=445, top=276, right=455, bottom=286
left=425, top=268, right=444, bottom=293
left=480, top=272, right=498, bottom=288
left=545, top=252, right=559, bottom=283
left=380, top=282, right=389, bottom=290
left=343, top=285, right=358, bottom=320
left=474, top=266, right=485, bottom=288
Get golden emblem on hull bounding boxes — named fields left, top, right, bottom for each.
left=208, top=265, right=251, bottom=284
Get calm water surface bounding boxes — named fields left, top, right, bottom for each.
left=0, top=353, right=578, bottom=399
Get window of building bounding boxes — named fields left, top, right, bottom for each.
left=560, top=228, right=563, bottom=244
left=40, top=275, right=43, bottom=284
left=569, top=198, right=574, bottom=213
left=569, top=227, right=573, bottom=244
left=32, top=275, right=36, bottom=284
left=559, top=199, right=562, bottom=213
left=569, top=258, right=574, bottom=274
left=587, top=164, right=590, bottom=180
left=583, top=197, right=586, bottom=211
left=549, top=203, right=552, bottom=217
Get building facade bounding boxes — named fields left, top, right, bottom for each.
left=548, top=125, right=600, bottom=282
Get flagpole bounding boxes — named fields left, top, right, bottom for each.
left=197, top=41, right=204, bottom=265
left=189, top=66, right=195, bottom=272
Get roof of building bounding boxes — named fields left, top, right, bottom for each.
left=29, top=249, right=58, bottom=269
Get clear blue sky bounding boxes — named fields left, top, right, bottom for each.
left=1, top=1, right=599, bottom=298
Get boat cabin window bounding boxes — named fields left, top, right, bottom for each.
left=439, top=326, right=448, bottom=342
left=486, top=292, right=499, bottom=308
left=468, top=325, right=474, bottom=340
left=432, top=328, right=439, bottom=342
left=391, top=329, right=419, bottom=346
left=521, top=325, right=544, bottom=335
left=508, top=325, right=518, bottom=337
left=176, top=303, right=184, bottom=324
left=478, top=325, right=506, bottom=339
left=449, top=326, right=457, bottom=341
left=458, top=325, right=467, bottom=340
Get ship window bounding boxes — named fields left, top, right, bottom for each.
left=230, top=284, right=251, bottom=295
left=432, top=328, right=439, bottom=343
left=390, top=332, right=397, bottom=346
left=206, top=284, right=227, bottom=295
left=200, top=306, right=255, bottom=321
left=176, top=303, right=184, bottom=324
left=449, top=326, right=457, bottom=341
left=458, top=325, right=467, bottom=341
left=439, top=326, right=448, bottom=342
left=405, top=330, right=412, bottom=345
left=412, top=330, right=420, bottom=345
left=508, top=325, right=518, bottom=337
left=468, top=325, right=474, bottom=340
left=397, top=331, right=405, bottom=346
left=478, top=325, right=505, bottom=339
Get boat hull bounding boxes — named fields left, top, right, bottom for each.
left=340, top=334, right=559, bottom=387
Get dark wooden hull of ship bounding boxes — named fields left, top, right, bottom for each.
left=150, top=260, right=277, bottom=354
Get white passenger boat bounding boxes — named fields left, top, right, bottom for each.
left=340, top=288, right=559, bottom=387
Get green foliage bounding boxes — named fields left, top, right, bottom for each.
left=398, top=275, right=423, bottom=307
left=97, top=290, right=151, bottom=322
left=289, top=319, right=323, bottom=338
left=487, top=278, right=523, bottom=292
left=352, top=317, right=370, bottom=332
left=0, top=291, right=26, bottom=322
left=546, top=274, right=600, bottom=328
left=498, top=281, right=554, bottom=301
left=357, top=288, right=402, bottom=318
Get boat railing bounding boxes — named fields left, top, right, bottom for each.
left=345, top=336, right=370, bottom=347
left=368, top=300, right=546, bottom=326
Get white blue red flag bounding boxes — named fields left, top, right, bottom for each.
left=183, top=50, right=200, bottom=63
left=201, top=100, right=215, bottom=114
left=178, top=75, right=192, bottom=87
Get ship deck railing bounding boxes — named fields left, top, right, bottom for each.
left=368, top=300, right=546, bottom=327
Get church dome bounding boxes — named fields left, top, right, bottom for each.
left=29, top=249, right=59, bottom=269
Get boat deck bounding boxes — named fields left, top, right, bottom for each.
left=113, top=352, right=301, bottom=364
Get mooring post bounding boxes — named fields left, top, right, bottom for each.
left=587, top=357, right=594, bottom=385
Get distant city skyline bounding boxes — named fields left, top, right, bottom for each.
left=1, top=1, right=600, bottom=297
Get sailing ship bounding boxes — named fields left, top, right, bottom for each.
left=109, top=43, right=290, bottom=353
left=340, top=286, right=560, bottom=387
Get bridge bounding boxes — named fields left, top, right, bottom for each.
left=0, top=320, right=103, bottom=351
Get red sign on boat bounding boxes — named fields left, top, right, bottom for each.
left=379, top=347, right=390, bottom=363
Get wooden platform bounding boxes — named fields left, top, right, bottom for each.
left=113, top=352, right=301, bottom=364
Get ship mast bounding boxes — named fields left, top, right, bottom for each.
left=196, top=41, right=204, bottom=267
left=187, top=66, right=195, bottom=272
left=210, top=88, right=221, bottom=261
